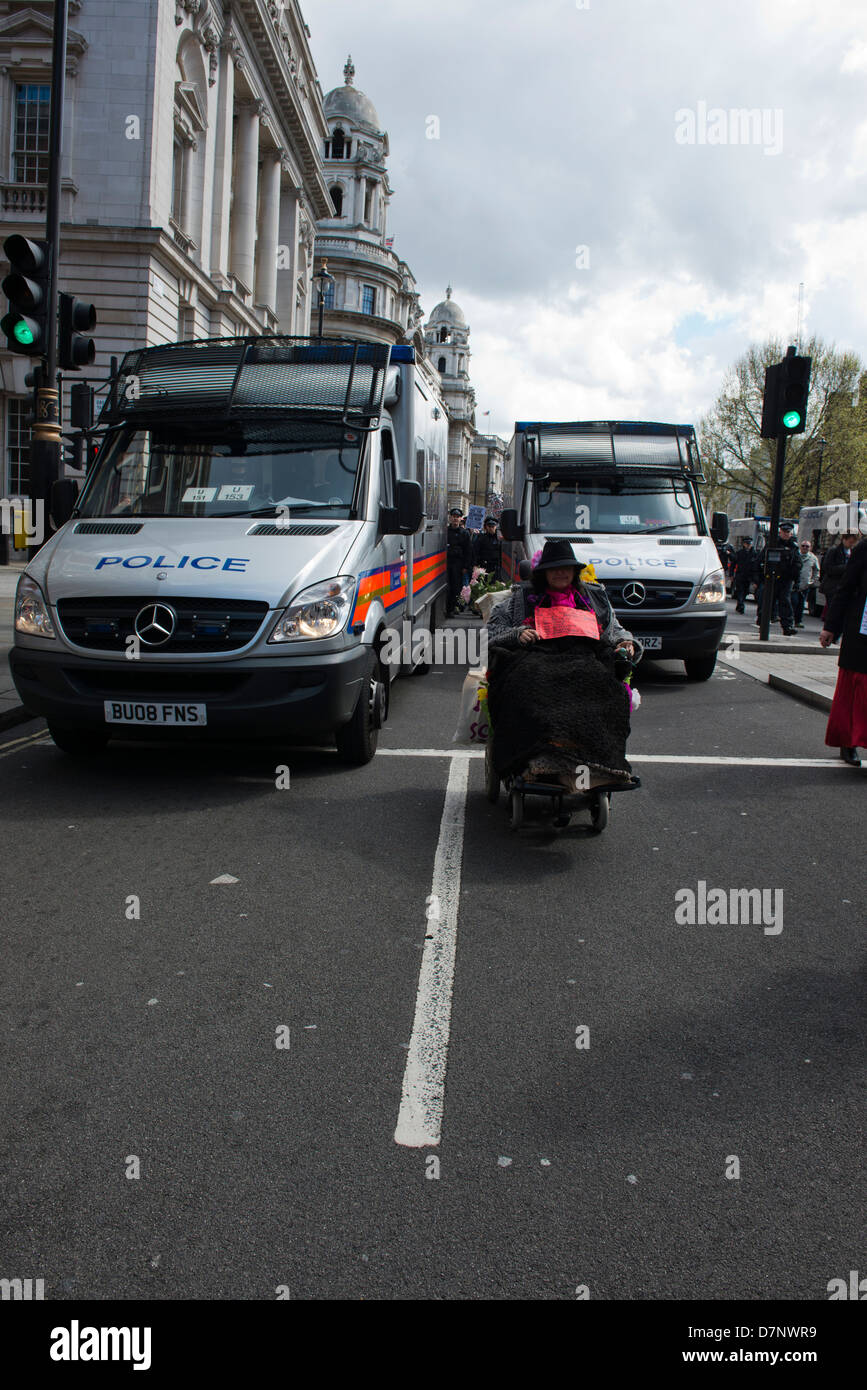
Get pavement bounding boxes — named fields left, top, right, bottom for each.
left=0, top=570, right=843, bottom=731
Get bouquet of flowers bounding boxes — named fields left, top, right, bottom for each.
left=468, top=566, right=509, bottom=614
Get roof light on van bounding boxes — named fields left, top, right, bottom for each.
left=269, top=575, right=355, bottom=642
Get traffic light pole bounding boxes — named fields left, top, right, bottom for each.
left=28, top=0, right=67, bottom=543
left=758, top=430, right=788, bottom=642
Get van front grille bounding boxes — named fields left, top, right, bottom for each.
left=56, top=595, right=270, bottom=652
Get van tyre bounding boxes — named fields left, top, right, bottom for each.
left=684, top=654, right=717, bottom=681
left=335, top=655, right=383, bottom=765
left=48, top=724, right=110, bottom=756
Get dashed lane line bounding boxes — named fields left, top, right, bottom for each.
left=394, top=754, right=469, bottom=1149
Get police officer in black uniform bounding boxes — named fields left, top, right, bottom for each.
left=446, top=508, right=473, bottom=616
left=472, top=516, right=501, bottom=580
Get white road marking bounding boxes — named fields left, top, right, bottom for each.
left=394, top=754, right=469, bottom=1149
left=379, top=748, right=844, bottom=768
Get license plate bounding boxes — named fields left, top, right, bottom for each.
left=104, top=700, right=207, bottom=726
left=641, top=636, right=663, bottom=651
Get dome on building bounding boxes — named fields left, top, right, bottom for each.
left=324, top=56, right=381, bottom=132
left=428, top=285, right=467, bottom=328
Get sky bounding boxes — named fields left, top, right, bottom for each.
left=301, top=0, right=867, bottom=443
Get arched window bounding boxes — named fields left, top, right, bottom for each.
left=329, top=184, right=343, bottom=217
left=438, top=326, right=449, bottom=344
left=330, top=126, right=346, bottom=159
left=437, top=356, right=447, bottom=373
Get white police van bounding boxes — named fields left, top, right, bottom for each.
left=11, top=337, right=449, bottom=760
left=500, top=420, right=728, bottom=679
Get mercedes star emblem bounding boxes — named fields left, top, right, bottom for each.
left=622, top=581, right=646, bottom=606
left=134, top=603, right=177, bottom=645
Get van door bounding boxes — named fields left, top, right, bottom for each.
left=377, top=425, right=407, bottom=651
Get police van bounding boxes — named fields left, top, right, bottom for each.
left=11, top=337, right=449, bottom=760
left=500, top=420, right=728, bottom=680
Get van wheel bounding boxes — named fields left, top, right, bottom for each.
left=335, top=656, right=383, bottom=764
left=684, top=654, right=717, bottom=681
left=48, top=724, right=110, bottom=756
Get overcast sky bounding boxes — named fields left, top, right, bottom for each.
left=301, top=0, right=867, bottom=441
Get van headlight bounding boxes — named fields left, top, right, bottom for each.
left=15, top=575, right=56, bottom=638
left=696, top=569, right=726, bottom=604
left=269, top=575, right=355, bottom=642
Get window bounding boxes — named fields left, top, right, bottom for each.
left=171, top=136, right=185, bottom=224
left=380, top=429, right=396, bottom=508
left=437, top=356, right=447, bottom=373
left=178, top=303, right=195, bottom=341
left=438, top=327, right=450, bottom=344
left=6, top=398, right=31, bottom=495
left=13, top=84, right=50, bottom=184
left=361, top=285, right=376, bottom=315
left=329, top=184, right=343, bottom=217
left=363, top=180, right=374, bottom=223
left=327, top=126, right=350, bottom=159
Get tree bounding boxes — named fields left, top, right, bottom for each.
left=699, top=337, right=867, bottom=516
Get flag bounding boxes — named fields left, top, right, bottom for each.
left=385, top=237, right=394, bottom=248
left=483, top=410, right=490, bottom=416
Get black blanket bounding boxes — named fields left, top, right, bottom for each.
left=487, top=637, right=632, bottom=780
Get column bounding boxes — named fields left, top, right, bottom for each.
left=209, top=41, right=235, bottom=282
left=255, top=150, right=282, bottom=314
left=229, top=102, right=260, bottom=295
left=276, top=181, right=299, bottom=333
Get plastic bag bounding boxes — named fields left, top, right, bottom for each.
left=452, top=667, right=489, bottom=744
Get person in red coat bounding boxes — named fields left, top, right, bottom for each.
left=820, top=537, right=867, bottom=766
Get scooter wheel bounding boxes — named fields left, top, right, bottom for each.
left=484, top=741, right=500, bottom=804
left=589, top=792, right=610, bottom=833
left=509, top=789, right=523, bottom=829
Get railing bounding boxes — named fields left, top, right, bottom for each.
left=1, top=183, right=46, bottom=215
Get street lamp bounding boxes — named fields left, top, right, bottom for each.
left=314, top=262, right=335, bottom=340
left=814, top=437, right=827, bottom=506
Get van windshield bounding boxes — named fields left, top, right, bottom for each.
left=77, top=420, right=363, bottom=520
left=535, top=476, right=699, bottom=535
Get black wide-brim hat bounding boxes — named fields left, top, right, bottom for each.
left=530, top=538, right=580, bottom=589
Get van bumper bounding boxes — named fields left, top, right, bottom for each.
left=8, top=645, right=368, bottom=737
left=616, top=610, right=726, bottom=660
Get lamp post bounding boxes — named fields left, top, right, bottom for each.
left=814, top=437, right=826, bottom=506
left=313, top=262, right=334, bottom=340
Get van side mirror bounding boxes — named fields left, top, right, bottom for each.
left=499, top=508, right=524, bottom=542
left=711, top=511, right=729, bottom=543
left=49, top=477, right=80, bottom=529
left=381, top=479, right=423, bottom=535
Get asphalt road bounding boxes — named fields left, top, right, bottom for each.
left=0, top=633, right=863, bottom=1301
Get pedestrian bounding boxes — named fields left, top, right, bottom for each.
left=732, top=538, right=755, bottom=613
left=775, top=522, right=800, bottom=635
left=793, top=539, right=819, bottom=627
left=820, top=537, right=867, bottom=767
left=819, top=529, right=860, bottom=617
left=472, top=516, right=501, bottom=580
left=445, top=507, right=473, bottom=617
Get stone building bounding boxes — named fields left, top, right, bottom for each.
left=423, top=286, right=476, bottom=510
left=312, top=57, right=425, bottom=352
left=469, top=432, right=507, bottom=516
left=0, top=0, right=331, bottom=500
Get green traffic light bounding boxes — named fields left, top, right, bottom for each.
left=12, top=318, right=35, bottom=346
left=782, top=409, right=801, bottom=430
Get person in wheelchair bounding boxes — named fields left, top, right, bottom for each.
left=485, top=539, right=642, bottom=793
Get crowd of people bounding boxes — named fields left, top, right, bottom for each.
left=719, top=527, right=861, bottom=634
left=446, top=509, right=503, bottom=617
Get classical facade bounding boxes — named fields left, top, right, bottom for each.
left=469, top=432, right=507, bottom=515
left=0, top=0, right=331, bottom=498
left=312, top=58, right=425, bottom=351
left=423, top=287, right=476, bottom=509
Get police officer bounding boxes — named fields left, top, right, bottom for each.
left=732, top=538, right=755, bottom=613
left=472, top=516, right=501, bottom=580
left=446, top=507, right=473, bottom=616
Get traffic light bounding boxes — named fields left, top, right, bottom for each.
left=778, top=353, right=811, bottom=434
left=1, top=234, right=51, bottom=355
left=58, top=291, right=96, bottom=369
left=760, top=362, right=784, bottom=440
left=760, top=352, right=812, bottom=438
left=62, top=431, right=84, bottom=470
